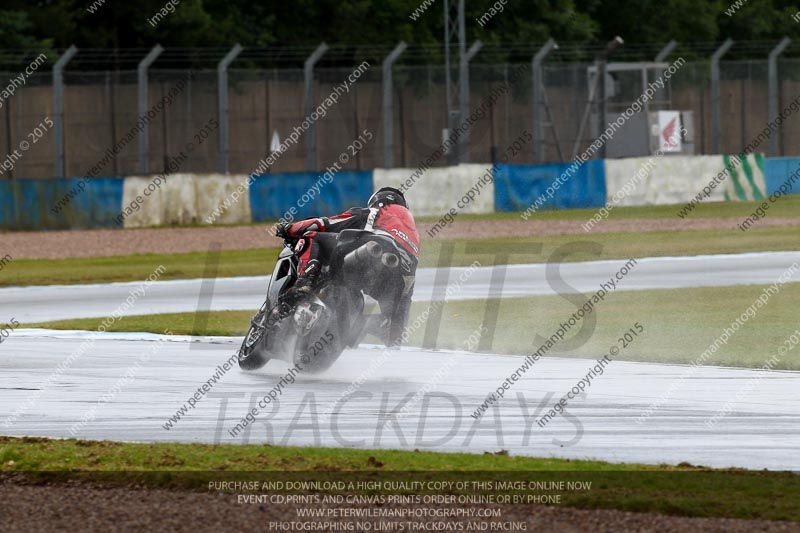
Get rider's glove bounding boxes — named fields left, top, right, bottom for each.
left=275, top=223, right=292, bottom=239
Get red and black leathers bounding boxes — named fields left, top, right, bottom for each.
left=285, top=205, right=420, bottom=345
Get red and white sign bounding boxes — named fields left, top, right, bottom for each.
left=657, top=111, right=682, bottom=152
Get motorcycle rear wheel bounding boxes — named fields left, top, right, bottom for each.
left=292, top=302, right=345, bottom=374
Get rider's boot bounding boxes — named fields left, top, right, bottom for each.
left=271, top=260, right=322, bottom=322
left=349, top=315, right=389, bottom=347
left=292, top=259, right=321, bottom=297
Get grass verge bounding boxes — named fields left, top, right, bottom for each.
left=1, top=437, right=799, bottom=522
left=0, top=249, right=279, bottom=288
left=4, top=225, right=799, bottom=288
left=417, top=195, right=800, bottom=222
left=27, top=282, right=800, bottom=370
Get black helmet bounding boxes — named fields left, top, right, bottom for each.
left=368, top=187, right=407, bottom=209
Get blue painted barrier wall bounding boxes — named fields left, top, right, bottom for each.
left=493, top=160, right=606, bottom=212
left=1, top=156, right=796, bottom=231
left=249, top=170, right=373, bottom=223
left=764, top=157, right=800, bottom=195
left=0, top=177, right=123, bottom=231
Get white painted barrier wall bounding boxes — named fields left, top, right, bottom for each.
left=115, top=156, right=769, bottom=230
left=373, top=164, right=495, bottom=216
left=604, top=154, right=766, bottom=206
left=121, top=174, right=251, bottom=228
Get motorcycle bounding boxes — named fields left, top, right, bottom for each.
left=238, top=229, right=403, bottom=374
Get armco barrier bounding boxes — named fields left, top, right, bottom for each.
left=764, top=157, right=800, bottom=195
left=249, top=170, right=373, bottom=223
left=493, top=160, right=606, bottom=212
left=0, top=177, right=123, bottom=231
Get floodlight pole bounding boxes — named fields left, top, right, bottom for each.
left=444, top=0, right=465, bottom=164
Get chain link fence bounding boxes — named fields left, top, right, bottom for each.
left=1, top=58, right=799, bottom=179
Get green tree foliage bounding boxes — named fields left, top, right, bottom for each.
left=0, top=9, right=53, bottom=50
left=0, top=0, right=797, bottom=55
left=582, top=0, right=722, bottom=44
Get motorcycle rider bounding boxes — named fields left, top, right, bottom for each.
left=275, top=187, right=419, bottom=346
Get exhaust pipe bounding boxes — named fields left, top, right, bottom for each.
left=363, top=240, right=383, bottom=258
left=380, top=253, right=399, bottom=268
left=343, top=240, right=384, bottom=271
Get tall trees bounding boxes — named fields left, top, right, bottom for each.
left=0, top=0, right=797, bottom=54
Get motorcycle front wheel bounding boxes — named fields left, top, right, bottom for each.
left=238, top=306, right=271, bottom=370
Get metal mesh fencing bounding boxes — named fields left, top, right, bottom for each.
left=1, top=58, right=799, bottom=179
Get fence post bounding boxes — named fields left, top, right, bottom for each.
left=597, top=37, right=623, bottom=159
left=382, top=41, right=407, bottom=168
left=654, top=40, right=677, bottom=62
left=459, top=40, right=483, bottom=163
left=768, top=37, right=791, bottom=157
left=532, top=39, right=557, bottom=164
left=217, top=44, right=243, bottom=174
left=138, top=45, right=164, bottom=174
left=53, top=45, right=78, bottom=179
left=711, top=39, right=734, bottom=155
left=304, top=43, right=329, bottom=171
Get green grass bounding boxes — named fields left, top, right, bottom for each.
left=4, top=225, right=800, bottom=288
left=422, top=283, right=800, bottom=370
left=80, top=195, right=800, bottom=226
left=0, top=248, right=281, bottom=288
left=0, top=436, right=650, bottom=473
left=417, top=195, right=800, bottom=222
left=422, top=226, right=800, bottom=267
left=28, top=282, right=800, bottom=370
left=2, top=436, right=800, bottom=522
left=27, top=309, right=257, bottom=337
